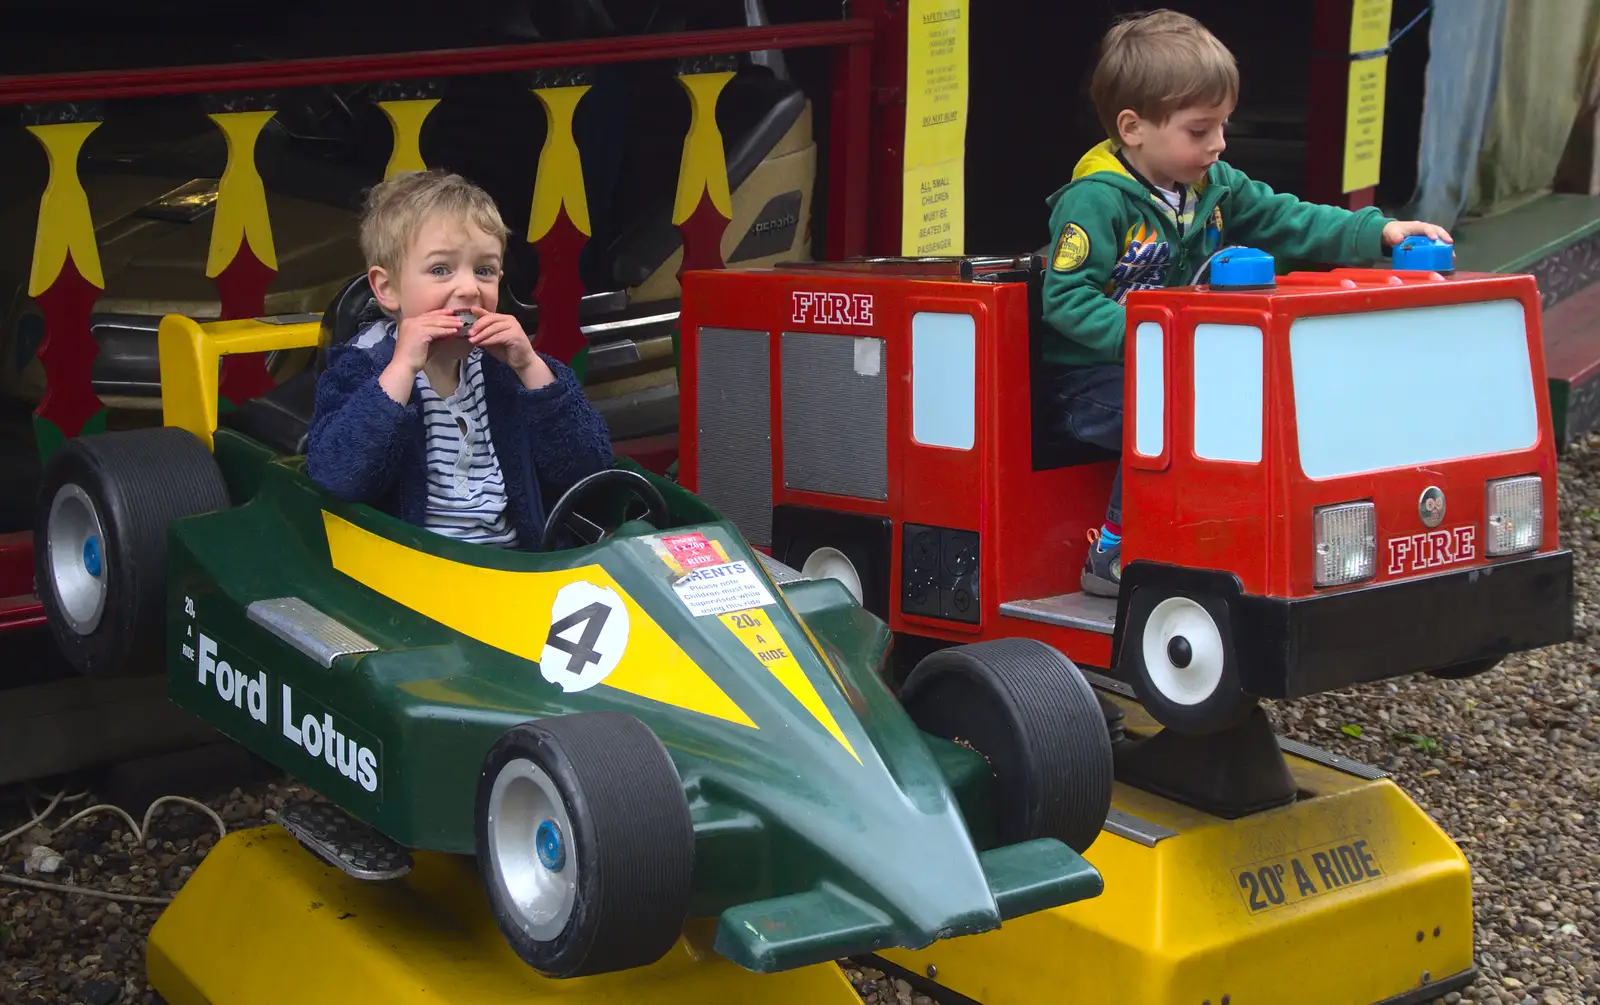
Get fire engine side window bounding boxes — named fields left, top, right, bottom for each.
left=1133, top=321, right=1165, bottom=456
left=1192, top=323, right=1264, bottom=463
left=911, top=311, right=977, bottom=450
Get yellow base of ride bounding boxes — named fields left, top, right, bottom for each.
left=879, top=691, right=1476, bottom=1005
left=147, top=690, right=1475, bottom=1005
left=146, top=825, right=861, bottom=1005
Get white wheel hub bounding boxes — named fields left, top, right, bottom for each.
left=47, top=483, right=109, bottom=636
left=485, top=757, right=578, bottom=942
left=1140, top=597, right=1225, bottom=706
left=801, top=547, right=863, bottom=605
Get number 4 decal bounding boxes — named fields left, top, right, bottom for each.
left=540, top=582, right=630, bottom=693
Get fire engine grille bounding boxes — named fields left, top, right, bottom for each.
left=695, top=327, right=773, bottom=546
left=780, top=332, right=888, bottom=500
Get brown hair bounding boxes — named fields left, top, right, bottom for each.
left=1089, top=9, right=1239, bottom=139
left=358, top=169, right=510, bottom=275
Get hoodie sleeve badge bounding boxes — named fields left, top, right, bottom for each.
left=1052, top=222, right=1090, bottom=272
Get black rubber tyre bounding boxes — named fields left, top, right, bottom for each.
left=1119, top=588, right=1257, bottom=736
left=474, top=711, right=695, bottom=979
left=898, top=637, right=1114, bottom=854
left=34, top=427, right=230, bottom=678
left=1427, top=656, right=1503, bottom=680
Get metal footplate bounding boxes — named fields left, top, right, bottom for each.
left=276, top=801, right=413, bottom=881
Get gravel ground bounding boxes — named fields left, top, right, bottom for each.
left=3, top=435, right=1597, bottom=1005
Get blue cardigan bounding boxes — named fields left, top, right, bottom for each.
left=304, top=322, right=614, bottom=549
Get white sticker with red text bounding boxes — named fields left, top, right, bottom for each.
left=1387, top=525, right=1477, bottom=576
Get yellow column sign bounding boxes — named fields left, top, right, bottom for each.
left=902, top=0, right=968, bottom=256
left=1342, top=0, right=1392, bottom=193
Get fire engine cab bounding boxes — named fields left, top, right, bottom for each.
left=676, top=239, right=1574, bottom=739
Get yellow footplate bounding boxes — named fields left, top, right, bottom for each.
left=880, top=710, right=1475, bottom=1005
left=147, top=826, right=861, bottom=1005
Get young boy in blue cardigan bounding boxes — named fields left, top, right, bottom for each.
left=305, top=170, right=613, bottom=548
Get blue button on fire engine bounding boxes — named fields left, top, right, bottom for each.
left=1392, top=236, right=1454, bottom=273
left=1209, top=247, right=1275, bottom=289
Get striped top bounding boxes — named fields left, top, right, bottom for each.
left=1150, top=182, right=1201, bottom=234
left=415, top=350, right=520, bottom=547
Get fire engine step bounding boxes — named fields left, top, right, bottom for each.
left=999, top=593, right=1116, bottom=634
left=276, top=799, right=412, bottom=882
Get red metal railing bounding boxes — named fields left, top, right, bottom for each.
left=0, top=21, right=874, bottom=102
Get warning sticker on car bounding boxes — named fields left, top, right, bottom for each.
left=650, top=531, right=730, bottom=575
left=672, top=560, right=776, bottom=617
left=720, top=607, right=859, bottom=763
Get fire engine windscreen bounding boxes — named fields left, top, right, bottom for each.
left=1287, top=299, right=1540, bottom=479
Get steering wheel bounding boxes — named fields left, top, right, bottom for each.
left=539, top=468, right=673, bottom=551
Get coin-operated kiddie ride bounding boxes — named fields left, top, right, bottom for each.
left=27, top=284, right=1120, bottom=1003
left=675, top=237, right=1575, bottom=1005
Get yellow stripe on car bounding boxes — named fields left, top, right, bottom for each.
left=321, top=511, right=758, bottom=729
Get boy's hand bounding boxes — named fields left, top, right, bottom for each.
left=1382, top=220, right=1453, bottom=248
left=393, top=308, right=466, bottom=370
left=380, top=308, right=465, bottom=403
left=465, top=307, right=556, bottom=389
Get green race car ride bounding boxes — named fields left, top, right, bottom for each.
left=30, top=284, right=1116, bottom=981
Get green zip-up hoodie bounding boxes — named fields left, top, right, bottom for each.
left=1039, top=140, right=1393, bottom=367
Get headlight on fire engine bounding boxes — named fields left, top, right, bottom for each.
left=1486, top=475, right=1543, bottom=556
left=1314, top=501, right=1376, bottom=587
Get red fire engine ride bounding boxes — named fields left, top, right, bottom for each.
left=676, top=238, right=1574, bottom=742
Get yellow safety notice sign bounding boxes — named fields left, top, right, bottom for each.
left=1342, top=0, right=1392, bottom=193
left=902, top=0, right=968, bottom=255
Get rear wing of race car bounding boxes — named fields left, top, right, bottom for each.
left=157, top=313, right=323, bottom=451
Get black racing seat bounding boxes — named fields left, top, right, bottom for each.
left=219, top=275, right=383, bottom=456
left=218, top=274, right=545, bottom=456
left=597, top=70, right=808, bottom=289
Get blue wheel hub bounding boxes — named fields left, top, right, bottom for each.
left=82, top=536, right=102, bottom=578
left=535, top=819, right=566, bottom=872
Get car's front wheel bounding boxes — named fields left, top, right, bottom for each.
left=474, top=711, right=695, bottom=978
left=34, top=427, right=230, bottom=677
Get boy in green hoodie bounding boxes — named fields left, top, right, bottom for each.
left=1043, top=8, right=1451, bottom=597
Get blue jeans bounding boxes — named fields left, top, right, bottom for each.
left=1040, top=363, right=1123, bottom=525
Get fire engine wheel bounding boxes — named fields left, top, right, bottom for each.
left=474, top=711, right=695, bottom=979
left=34, top=427, right=230, bottom=679
left=799, top=546, right=864, bottom=605
left=1122, top=591, right=1256, bottom=735
left=1427, top=657, right=1502, bottom=680
left=898, top=638, right=1114, bottom=854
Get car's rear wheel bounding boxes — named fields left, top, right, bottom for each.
left=898, top=637, right=1114, bottom=854
left=34, top=427, right=230, bottom=678
left=1120, top=590, right=1256, bottom=735
left=475, top=711, right=695, bottom=979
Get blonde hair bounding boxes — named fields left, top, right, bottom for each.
left=1090, top=9, right=1239, bottom=139
left=358, top=169, right=510, bottom=275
